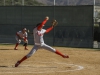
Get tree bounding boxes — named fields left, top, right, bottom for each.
left=0, top=0, right=45, bottom=6
left=25, top=0, right=45, bottom=6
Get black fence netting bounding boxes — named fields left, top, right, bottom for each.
left=0, top=6, right=93, bottom=48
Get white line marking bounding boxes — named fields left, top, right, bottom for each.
left=0, top=62, right=84, bottom=74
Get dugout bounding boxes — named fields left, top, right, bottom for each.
left=0, top=6, right=93, bottom=48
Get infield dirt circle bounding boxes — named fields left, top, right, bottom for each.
left=0, top=44, right=100, bottom=75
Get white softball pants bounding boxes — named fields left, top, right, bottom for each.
left=15, top=36, right=28, bottom=43
left=26, top=43, right=56, bottom=58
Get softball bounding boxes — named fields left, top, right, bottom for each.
left=27, top=29, right=30, bottom=33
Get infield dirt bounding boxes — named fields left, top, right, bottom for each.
left=0, top=44, right=100, bottom=75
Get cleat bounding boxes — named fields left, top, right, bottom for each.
left=15, top=61, right=20, bottom=67
left=25, top=48, right=28, bottom=50
left=14, top=48, right=18, bottom=50
left=62, top=55, right=69, bottom=58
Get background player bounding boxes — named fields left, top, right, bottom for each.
left=15, top=16, right=69, bottom=67
left=14, top=28, right=28, bottom=50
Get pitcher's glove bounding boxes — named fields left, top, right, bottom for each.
left=52, top=19, right=58, bottom=27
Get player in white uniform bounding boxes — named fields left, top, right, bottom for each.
left=14, top=28, right=28, bottom=50
left=15, top=16, right=69, bottom=67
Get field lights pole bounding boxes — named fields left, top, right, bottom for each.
left=53, top=0, right=55, bottom=46
left=93, top=0, right=96, bottom=48
left=22, top=0, right=24, bottom=6
left=94, top=0, right=95, bottom=6
left=4, top=0, right=5, bottom=6
left=53, top=0, right=55, bottom=6
left=94, top=0, right=95, bottom=23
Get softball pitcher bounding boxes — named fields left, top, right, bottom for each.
left=15, top=16, right=69, bottom=67
left=14, top=28, right=28, bottom=50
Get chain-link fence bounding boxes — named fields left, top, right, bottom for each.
left=0, top=6, right=93, bottom=48
left=94, top=5, right=100, bottom=48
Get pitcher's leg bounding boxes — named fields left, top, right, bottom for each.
left=15, top=45, right=39, bottom=67
left=26, top=45, right=39, bottom=58
left=42, top=44, right=69, bottom=58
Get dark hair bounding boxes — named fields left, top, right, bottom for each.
left=33, top=23, right=41, bottom=29
left=36, top=23, right=41, bottom=27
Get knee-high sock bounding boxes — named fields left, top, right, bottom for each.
left=55, top=50, right=64, bottom=57
left=15, top=43, right=19, bottom=48
left=19, top=56, right=27, bottom=63
left=25, top=46, right=27, bottom=49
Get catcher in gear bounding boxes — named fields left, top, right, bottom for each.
left=15, top=16, right=69, bottom=67
left=14, top=28, right=28, bottom=50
